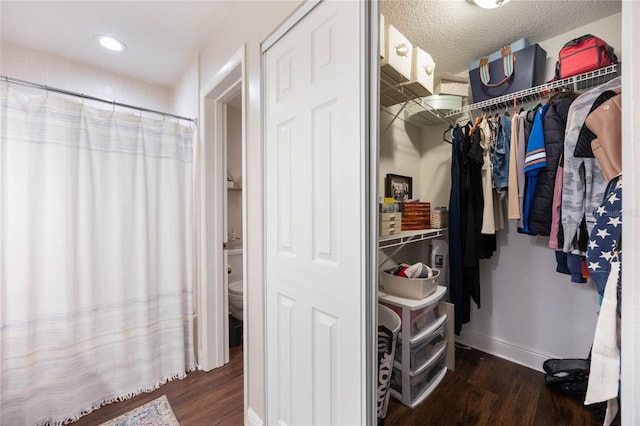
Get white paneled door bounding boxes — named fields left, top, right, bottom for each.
left=263, top=1, right=373, bottom=425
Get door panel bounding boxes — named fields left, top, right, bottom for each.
left=263, top=1, right=368, bottom=424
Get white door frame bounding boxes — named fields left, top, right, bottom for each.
left=198, top=45, right=247, bottom=372
left=260, top=0, right=378, bottom=423
left=621, top=2, right=639, bottom=424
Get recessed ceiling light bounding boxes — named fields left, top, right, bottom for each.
left=95, top=35, right=127, bottom=52
left=471, top=0, right=511, bottom=9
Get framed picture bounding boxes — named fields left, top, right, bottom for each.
left=385, top=174, right=412, bottom=202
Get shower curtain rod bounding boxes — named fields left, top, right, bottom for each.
left=1, top=75, right=197, bottom=124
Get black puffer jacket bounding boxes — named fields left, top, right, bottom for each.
left=529, top=93, right=578, bottom=236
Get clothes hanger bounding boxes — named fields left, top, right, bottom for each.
left=469, top=115, right=482, bottom=136
left=442, top=124, right=453, bottom=144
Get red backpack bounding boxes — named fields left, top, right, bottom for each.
left=555, top=34, right=617, bottom=80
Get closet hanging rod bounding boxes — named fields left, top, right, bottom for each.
left=1, top=75, right=197, bottom=124
left=444, top=64, right=619, bottom=118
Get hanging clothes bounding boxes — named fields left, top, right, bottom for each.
left=522, top=104, right=549, bottom=234
left=507, top=112, right=521, bottom=219
left=587, top=177, right=622, bottom=295
left=515, top=110, right=534, bottom=231
left=463, top=127, right=483, bottom=316
left=448, top=125, right=465, bottom=335
left=480, top=118, right=496, bottom=235
left=549, top=155, right=564, bottom=250
left=449, top=123, right=490, bottom=334
left=492, top=114, right=511, bottom=192
left=529, top=93, right=578, bottom=236
left=561, top=76, right=621, bottom=253
left=467, top=126, right=496, bottom=259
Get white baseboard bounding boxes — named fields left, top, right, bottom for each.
left=456, top=330, right=552, bottom=373
left=246, top=407, right=263, bottom=426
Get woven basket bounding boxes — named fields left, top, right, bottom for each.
left=430, top=207, right=448, bottom=229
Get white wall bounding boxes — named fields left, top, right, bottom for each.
left=196, top=1, right=301, bottom=421
left=404, top=12, right=622, bottom=371
left=537, top=13, right=622, bottom=84
left=379, top=109, right=451, bottom=207
left=379, top=109, right=422, bottom=200
left=1, top=40, right=171, bottom=113
left=171, top=55, right=199, bottom=119
left=420, top=122, right=453, bottom=208
left=227, top=104, right=242, bottom=241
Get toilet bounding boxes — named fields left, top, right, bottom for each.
left=227, top=248, right=244, bottom=321
left=228, top=280, right=243, bottom=320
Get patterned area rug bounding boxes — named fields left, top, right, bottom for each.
left=99, top=395, right=180, bottom=426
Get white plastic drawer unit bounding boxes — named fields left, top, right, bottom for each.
left=380, top=285, right=447, bottom=339
left=395, top=314, right=447, bottom=373
left=379, top=286, right=449, bottom=408
left=380, top=23, right=413, bottom=83
left=379, top=212, right=402, bottom=237
left=390, top=344, right=448, bottom=408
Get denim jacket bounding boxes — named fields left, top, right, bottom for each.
left=492, top=114, right=511, bottom=191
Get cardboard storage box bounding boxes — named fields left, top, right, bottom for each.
left=435, top=73, right=469, bottom=97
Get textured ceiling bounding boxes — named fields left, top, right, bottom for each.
left=381, top=0, right=621, bottom=78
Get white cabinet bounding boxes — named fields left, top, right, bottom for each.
left=379, top=286, right=450, bottom=408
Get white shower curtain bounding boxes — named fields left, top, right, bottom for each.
left=0, top=87, right=196, bottom=425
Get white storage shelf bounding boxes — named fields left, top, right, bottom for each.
left=379, top=227, right=447, bottom=250
left=380, top=286, right=449, bottom=408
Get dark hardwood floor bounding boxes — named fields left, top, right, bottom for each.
left=72, top=344, right=605, bottom=426
left=385, top=346, right=605, bottom=426
left=72, top=345, right=244, bottom=426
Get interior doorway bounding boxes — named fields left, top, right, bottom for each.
left=198, top=46, right=247, bottom=378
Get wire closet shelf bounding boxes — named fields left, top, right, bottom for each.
left=380, top=71, right=451, bottom=128
left=444, top=64, right=619, bottom=118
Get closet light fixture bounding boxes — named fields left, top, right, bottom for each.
left=94, top=35, right=127, bottom=52
left=471, top=0, right=511, bottom=9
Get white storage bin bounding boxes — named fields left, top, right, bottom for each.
left=401, top=47, right=435, bottom=97
left=395, top=315, right=447, bottom=373
left=390, top=344, right=448, bottom=407
left=380, top=268, right=439, bottom=300
left=380, top=24, right=413, bottom=83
